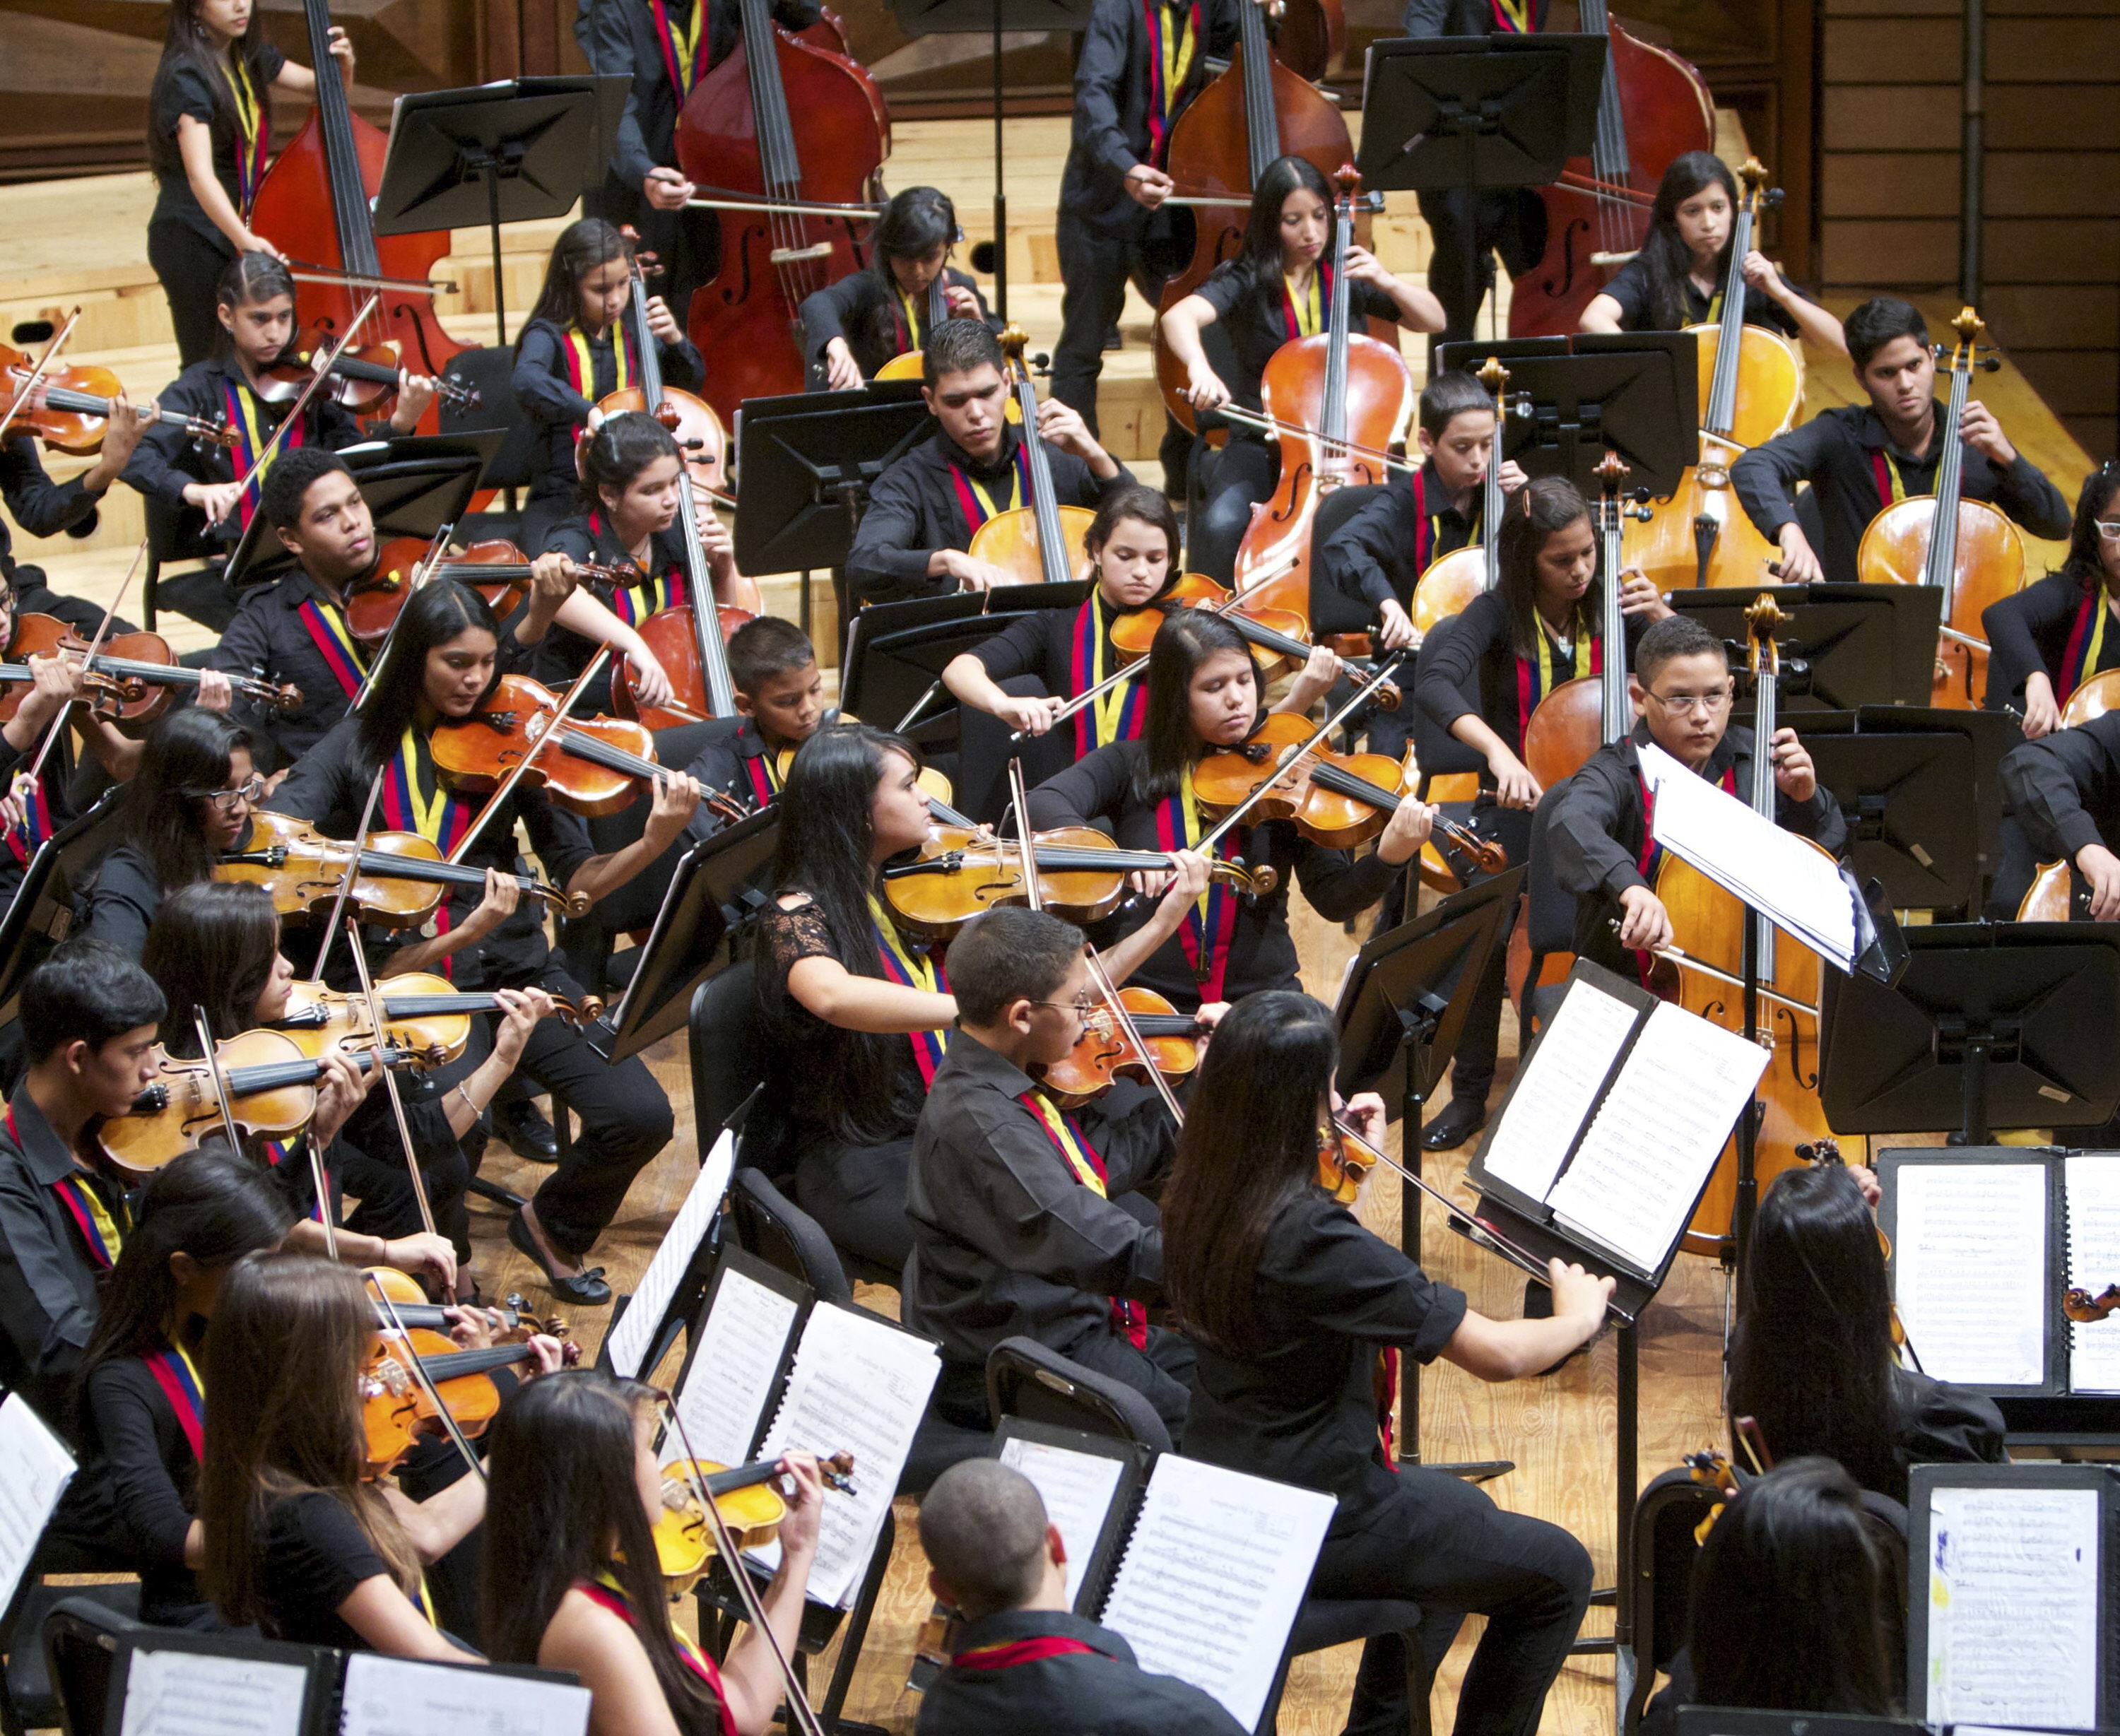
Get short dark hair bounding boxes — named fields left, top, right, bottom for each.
left=1635, top=614, right=1728, bottom=686
left=1419, top=370, right=1494, bottom=438
left=947, top=907, right=1083, bottom=1026
left=261, top=447, right=354, bottom=534
left=918, top=1460, right=1052, bottom=1622
left=1843, top=297, right=1928, bottom=372
left=728, top=616, right=816, bottom=695
left=22, top=940, right=167, bottom=1065
left=923, top=318, right=1003, bottom=389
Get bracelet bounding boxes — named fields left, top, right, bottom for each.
left=456, top=1082, right=481, bottom=1118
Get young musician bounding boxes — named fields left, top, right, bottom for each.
left=511, top=220, right=706, bottom=555
left=483, top=1371, right=827, bottom=1736
left=1998, top=704, right=2120, bottom=921
left=1162, top=991, right=1610, bottom=1736
left=1157, top=155, right=1445, bottom=580
left=847, top=320, right=1133, bottom=608
left=274, top=581, right=700, bottom=1304
left=802, top=186, right=991, bottom=390
left=679, top=615, right=826, bottom=832
left=198, top=1249, right=560, bottom=1653
left=3, top=408, right=146, bottom=601
left=1983, top=464, right=2120, bottom=736
left=905, top=906, right=1214, bottom=1439
left=1541, top=614, right=1846, bottom=972
left=1731, top=296, right=2072, bottom=587
left=915, top=1458, right=1248, bottom=1736
left=0, top=943, right=165, bottom=1428
left=1027, top=612, right=1427, bottom=1012
left=1411, top=475, right=1671, bottom=1149
left=1579, top=153, right=1844, bottom=353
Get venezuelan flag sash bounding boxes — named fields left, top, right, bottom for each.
left=225, top=379, right=303, bottom=531
left=1515, top=619, right=1597, bottom=735
left=1141, top=0, right=1202, bottom=169
left=584, top=512, right=688, bottom=627
left=1280, top=262, right=1329, bottom=342
left=1871, top=449, right=1912, bottom=509
left=1070, top=593, right=1149, bottom=757
left=560, top=321, right=639, bottom=402
left=1018, top=1090, right=1148, bottom=1348
left=2059, top=586, right=2114, bottom=704
left=1153, top=768, right=1239, bottom=999
left=946, top=444, right=1032, bottom=538
left=952, top=1634, right=1100, bottom=1670
left=18, top=1102, right=127, bottom=1270
left=649, top=0, right=713, bottom=99
left=296, top=595, right=367, bottom=701
left=1489, top=0, right=1533, bottom=30
left=226, top=56, right=269, bottom=215
left=142, top=1341, right=208, bottom=1462
left=584, top=1573, right=736, bottom=1735
left=867, top=895, right=950, bottom=1087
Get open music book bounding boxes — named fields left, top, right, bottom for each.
left=992, top=1419, right=1336, bottom=1730
left=0, top=1392, right=76, bottom=1617
left=603, top=1130, right=739, bottom=1381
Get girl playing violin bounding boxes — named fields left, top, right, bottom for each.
left=483, top=1371, right=826, bottom=1736
left=802, top=186, right=992, bottom=391
left=1026, top=611, right=1430, bottom=1012
left=1156, top=156, right=1445, bottom=582
left=197, top=1248, right=561, bottom=1655
left=512, top=220, right=706, bottom=555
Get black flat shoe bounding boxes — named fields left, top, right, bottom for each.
left=507, top=1211, right=611, bottom=1305
left=494, top=1098, right=559, bottom=1164
left=1420, top=1098, right=1488, bottom=1151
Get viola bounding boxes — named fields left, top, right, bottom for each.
left=653, top=1452, right=856, bottom=1595
left=346, top=537, right=636, bottom=648
left=1, top=342, right=234, bottom=455
left=963, top=330, right=1096, bottom=590
left=273, top=972, right=604, bottom=1070
left=1039, top=986, right=1206, bottom=1109
left=0, top=613, right=300, bottom=731
left=1107, top=573, right=1399, bottom=702
left=2064, top=1284, right=2120, bottom=1323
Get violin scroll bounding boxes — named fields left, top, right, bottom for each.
left=2063, top=1284, right=2120, bottom=1324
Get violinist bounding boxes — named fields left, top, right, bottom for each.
left=846, top=320, right=1132, bottom=609
left=1162, top=992, right=1609, bottom=1736
left=1731, top=297, right=2071, bottom=586
left=0, top=941, right=165, bottom=1429
left=1579, top=153, right=1844, bottom=354
left=1157, top=155, right=1444, bottom=581
left=274, top=581, right=700, bottom=1304
left=802, top=187, right=992, bottom=391
left=907, top=907, right=1219, bottom=1440
left=197, top=1249, right=561, bottom=1655
left=679, top=615, right=825, bottom=833
left=482, top=1371, right=827, bottom=1736
left=1982, top=465, right=2120, bottom=738
left=511, top=220, right=706, bottom=555
left=3, top=406, right=146, bottom=604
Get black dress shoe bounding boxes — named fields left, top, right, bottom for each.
left=494, top=1098, right=559, bottom=1164
left=1420, top=1098, right=1488, bottom=1151
left=507, top=1211, right=612, bottom=1305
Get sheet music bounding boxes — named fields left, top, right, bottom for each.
left=606, top=1130, right=738, bottom=1380
left=1893, top=1163, right=2048, bottom=1388
left=667, top=1263, right=803, bottom=1468
left=339, top=1654, right=591, bottom=1736
left=1637, top=741, right=1861, bottom=970
left=1546, top=1000, right=1767, bottom=1274
left=1926, top=1484, right=2100, bottom=1728
left=0, top=1393, right=74, bottom=1614
left=2065, top=1155, right=2120, bottom=1393
left=996, top=1436, right=1129, bottom=1608
left=1478, top=979, right=1639, bottom=1202
left=758, top=1303, right=939, bottom=1607
left=1097, top=1455, right=1335, bottom=1730
left=117, top=1647, right=311, bottom=1736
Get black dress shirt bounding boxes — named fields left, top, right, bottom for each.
left=121, top=356, right=365, bottom=520
left=798, top=266, right=993, bottom=384
left=1182, top=1185, right=1467, bottom=1534
left=1730, top=401, right=2072, bottom=587
left=203, top=567, right=372, bottom=768
left=846, top=428, right=1133, bottom=608
left=969, top=594, right=1155, bottom=755
left=76, top=1347, right=206, bottom=1622
left=681, top=716, right=779, bottom=835
left=79, top=842, right=166, bottom=959
left=1595, top=256, right=1804, bottom=338
left=510, top=317, right=705, bottom=514
left=1981, top=569, right=2120, bottom=709
left=1317, top=460, right=1478, bottom=617
left=148, top=45, right=286, bottom=239
left=2, top=435, right=106, bottom=583
left=2000, top=709, right=2120, bottom=864
left=1192, top=259, right=1401, bottom=413
left=1402, top=0, right=1546, bottom=33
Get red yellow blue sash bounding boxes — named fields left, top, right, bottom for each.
left=952, top=1634, right=1100, bottom=1670
left=946, top=445, right=1032, bottom=538
left=2059, top=586, right=2115, bottom=704
left=1280, top=262, right=1329, bottom=343
left=1153, top=769, right=1239, bottom=1000
left=142, top=1342, right=207, bottom=1462
left=584, top=512, right=687, bottom=627
left=867, top=895, right=950, bottom=1087
left=1515, top=620, right=1597, bottom=736
left=560, top=322, right=639, bottom=403
left=1871, top=449, right=1911, bottom=510
left=1018, top=1090, right=1148, bottom=1348
left=1489, top=0, right=1533, bottom=30
left=742, top=743, right=781, bottom=810
left=16, top=1106, right=127, bottom=1270
left=226, top=57, right=269, bottom=215
left=4, top=767, right=54, bottom=867
left=380, top=731, right=473, bottom=980
left=583, top=1573, right=736, bottom=1736
left=225, top=379, right=303, bottom=531
left=1070, top=593, right=1148, bottom=757
left=297, top=596, right=367, bottom=701
left=648, top=0, right=713, bottom=100
left=1141, top=0, right=1203, bottom=169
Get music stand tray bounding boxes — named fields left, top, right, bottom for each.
left=1667, top=584, right=1943, bottom=711
left=734, top=384, right=934, bottom=579
left=842, top=584, right=1089, bottom=743
left=1355, top=35, right=1605, bottom=194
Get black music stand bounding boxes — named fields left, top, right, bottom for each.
left=375, top=76, right=630, bottom=345
left=0, top=789, right=124, bottom=1030
left=1668, top=584, right=1943, bottom=711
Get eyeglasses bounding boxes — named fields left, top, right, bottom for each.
left=188, top=773, right=266, bottom=810
left=1030, top=995, right=1096, bottom=1018
left=2095, top=521, right=2120, bottom=541
left=1644, top=685, right=1735, bottom=718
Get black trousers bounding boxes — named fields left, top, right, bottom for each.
left=587, top=178, right=721, bottom=334
left=342, top=1145, right=473, bottom=1258
left=1052, top=208, right=1194, bottom=490
left=1061, top=1321, right=1196, bottom=1443
left=1443, top=799, right=1531, bottom=1108
left=1186, top=435, right=1278, bottom=584
left=796, top=1132, right=915, bottom=1275
left=1413, top=188, right=1544, bottom=354
left=147, top=220, right=236, bottom=370
left=1324, top=1470, right=1591, bottom=1736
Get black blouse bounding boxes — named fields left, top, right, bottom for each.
left=797, top=266, right=993, bottom=384
left=1596, top=254, right=1803, bottom=338
left=1982, top=569, right=2120, bottom=709
left=148, top=45, right=287, bottom=239
left=529, top=510, right=697, bottom=713
left=252, top=1489, right=393, bottom=1650
left=77, top=1350, right=206, bottom=1624
left=1194, top=259, right=1403, bottom=414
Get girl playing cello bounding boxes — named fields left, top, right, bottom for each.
left=1983, top=463, right=2120, bottom=738
left=802, top=187, right=991, bottom=391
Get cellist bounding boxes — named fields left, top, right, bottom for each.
left=1981, top=466, right=2120, bottom=738
left=800, top=187, right=992, bottom=391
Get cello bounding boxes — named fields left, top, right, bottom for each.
left=874, top=274, right=946, bottom=385
left=1856, top=307, right=2020, bottom=711
left=963, top=329, right=1095, bottom=587
left=1408, top=356, right=1514, bottom=639
left=247, top=0, right=465, bottom=427
left=1506, top=0, right=1714, bottom=338
left=675, top=0, right=890, bottom=426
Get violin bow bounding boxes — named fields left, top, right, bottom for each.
left=1327, top=1114, right=1561, bottom=1287
left=363, top=1270, right=488, bottom=1482
left=0, top=307, right=81, bottom=444
left=311, top=765, right=389, bottom=981
left=443, top=648, right=611, bottom=867
left=194, top=1004, right=341, bottom=1262
left=1085, top=944, right=1191, bottom=1132
left=215, top=292, right=381, bottom=531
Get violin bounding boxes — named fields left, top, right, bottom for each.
left=365, top=1264, right=563, bottom=1343
left=1, top=342, right=235, bottom=455
left=254, top=336, right=476, bottom=415
left=0, top=613, right=300, bottom=731
left=346, top=538, right=635, bottom=647
left=962, top=330, right=1096, bottom=591
left=653, top=1451, right=857, bottom=1595
left=1107, top=574, right=1399, bottom=702
left=363, top=1329, right=581, bottom=1478
left=1038, top=986, right=1206, bottom=1109
left=273, top=972, right=604, bottom=1070
left=2063, top=1284, right=2120, bottom=1323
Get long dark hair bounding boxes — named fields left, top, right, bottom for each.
left=518, top=218, right=632, bottom=349
left=1726, top=1164, right=1902, bottom=1497
left=483, top=1373, right=725, bottom=1736
left=1133, top=612, right=1264, bottom=805
left=1632, top=152, right=1741, bottom=332
left=354, top=579, right=501, bottom=779
left=1497, top=475, right=1596, bottom=660
left=147, top=0, right=276, bottom=179
left=1688, top=1457, right=1904, bottom=1714
left=863, top=186, right=960, bottom=352
left=1161, top=992, right=1338, bottom=1357
left=119, top=709, right=257, bottom=894
left=141, top=882, right=281, bottom=1054
left=2056, top=463, right=2120, bottom=596
left=1238, top=157, right=1337, bottom=298
left=575, top=411, right=682, bottom=519
left=211, top=254, right=299, bottom=364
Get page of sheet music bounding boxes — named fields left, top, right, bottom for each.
left=1478, top=979, right=1640, bottom=1203
left=758, top=1303, right=939, bottom=1607
left=1893, top=1163, right=2048, bottom=1388
left=996, top=1436, right=1129, bottom=1610
left=117, top=1646, right=312, bottom=1736
left=1545, top=1000, right=1767, bottom=1274
left=2065, top=1155, right=2120, bottom=1393
left=1926, top=1484, right=2100, bottom=1728
left=606, top=1130, right=738, bottom=1380
left=339, top=1654, right=591, bottom=1736
left=666, top=1264, right=803, bottom=1468
left=0, top=1393, right=73, bottom=1614
left=1097, top=1455, right=1336, bottom=1730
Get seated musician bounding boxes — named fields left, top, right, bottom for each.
left=1541, top=614, right=1846, bottom=974
left=1983, top=465, right=2120, bottom=738
left=1579, top=153, right=1844, bottom=354
left=1731, top=296, right=2071, bottom=586
left=1027, top=613, right=1425, bottom=1014
left=1156, top=155, right=1444, bottom=582
left=914, top=1459, right=1248, bottom=1736
left=905, top=907, right=1215, bottom=1441
left=274, top=581, right=701, bottom=1304
left=197, top=1249, right=561, bottom=1655
left=802, top=185, right=992, bottom=391
left=482, top=1371, right=827, bottom=1736
left=511, top=219, right=705, bottom=555
left=0, top=943, right=163, bottom=1431
left=4, top=399, right=146, bottom=626
left=681, top=615, right=826, bottom=830
left=1408, top=476, right=1671, bottom=1150
left=1998, top=695, right=2120, bottom=921
left=844, top=319, right=1133, bottom=609
left=1163, top=992, right=1609, bottom=1736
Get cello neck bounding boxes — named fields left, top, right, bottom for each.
left=1237, top=0, right=1280, bottom=186
left=1481, top=368, right=1507, bottom=591
left=1321, top=177, right=1356, bottom=449
left=1597, top=455, right=1630, bottom=745
left=1926, top=316, right=1979, bottom=595
left=1012, top=359, right=1074, bottom=589
left=302, top=0, right=381, bottom=281
left=630, top=255, right=667, bottom=408
left=1704, top=176, right=1758, bottom=438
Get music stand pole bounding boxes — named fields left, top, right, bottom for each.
left=992, top=0, right=1009, bottom=321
